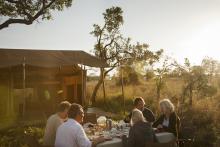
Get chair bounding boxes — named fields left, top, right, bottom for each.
left=84, top=113, right=97, bottom=124
left=177, top=126, right=195, bottom=147
left=146, top=141, right=177, bottom=147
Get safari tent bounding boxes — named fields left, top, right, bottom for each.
left=0, top=48, right=107, bottom=121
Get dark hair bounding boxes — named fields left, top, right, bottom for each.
left=68, top=103, right=83, bottom=119
left=133, top=97, right=145, bottom=106
left=58, top=101, right=71, bottom=112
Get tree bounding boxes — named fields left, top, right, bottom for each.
left=0, top=0, right=73, bottom=30
left=178, top=58, right=212, bottom=106
left=90, top=6, right=163, bottom=104
left=201, top=57, right=219, bottom=82
left=116, top=65, right=140, bottom=85
left=154, top=56, right=174, bottom=100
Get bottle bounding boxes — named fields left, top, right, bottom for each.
left=106, top=119, right=112, bottom=130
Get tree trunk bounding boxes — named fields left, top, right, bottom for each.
left=189, top=85, right=193, bottom=106
left=156, top=78, right=162, bottom=101
left=91, top=66, right=115, bottom=104
left=91, top=68, right=104, bottom=104
left=102, top=68, right=106, bottom=105
left=157, top=88, right=161, bottom=101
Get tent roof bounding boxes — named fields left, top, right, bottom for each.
left=0, top=48, right=108, bottom=68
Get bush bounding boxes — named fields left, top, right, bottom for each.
left=0, top=126, right=44, bottom=147
left=92, top=94, right=134, bottom=118
left=180, top=104, right=218, bottom=147
left=199, top=85, right=218, bottom=97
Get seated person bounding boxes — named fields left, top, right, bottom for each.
left=153, top=99, right=180, bottom=137
left=124, top=97, right=155, bottom=123
left=43, top=101, right=71, bottom=147
left=55, top=103, right=105, bottom=147
left=127, top=109, right=155, bottom=147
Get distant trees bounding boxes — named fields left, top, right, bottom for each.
left=0, top=0, right=73, bottom=30
left=116, top=65, right=140, bottom=85
left=177, top=58, right=217, bottom=106
left=145, top=69, right=155, bottom=80
left=154, top=57, right=174, bottom=100
left=90, top=6, right=163, bottom=104
left=201, top=57, right=219, bottom=81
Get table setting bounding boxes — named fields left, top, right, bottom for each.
left=83, top=116, right=175, bottom=147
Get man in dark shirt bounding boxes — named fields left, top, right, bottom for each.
left=124, top=97, right=155, bottom=123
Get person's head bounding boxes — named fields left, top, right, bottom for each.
left=131, top=108, right=146, bottom=126
left=159, top=99, right=175, bottom=115
left=68, top=103, right=84, bottom=123
left=133, top=97, right=145, bottom=111
left=57, top=101, right=71, bottom=119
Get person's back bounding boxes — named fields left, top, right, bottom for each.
left=127, top=109, right=155, bottom=147
left=43, top=101, right=71, bottom=147
left=43, top=114, right=62, bottom=146
left=55, top=103, right=105, bottom=147
left=55, top=118, right=90, bottom=147
left=128, top=121, right=154, bottom=147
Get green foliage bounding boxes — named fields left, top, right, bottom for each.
left=93, top=94, right=133, bottom=113
left=90, top=6, right=162, bottom=103
left=116, top=65, right=140, bottom=85
left=201, top=57, right=219, bottom=79
left=198, top=85, right=218, bottom=97
left=177, top=58, right=214, bottom=105
left=154, top=56, right=174, bottom=99
left=145, top=70, right=155, bottom=80
left=183, top=108, right=218, bottom=147
left=0, top=126, right=44, bottom=147
left=0, top=0, right=73, bottom=29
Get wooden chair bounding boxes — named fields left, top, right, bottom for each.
left=84, top=113, right=97, bottom=124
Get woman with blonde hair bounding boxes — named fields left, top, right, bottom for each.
left=153, top=99, right=180, bottom=137
left=127, top=109, right=155, bottom=147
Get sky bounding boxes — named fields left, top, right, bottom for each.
left=0, top=0, right=220, bottom=68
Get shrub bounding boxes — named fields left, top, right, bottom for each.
left=0, top=126, right=44, bottom=147
left=180, top=104, right=218, bottom=147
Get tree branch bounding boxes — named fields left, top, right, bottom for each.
left=0, top=0, right=56, bottom=30
left=104, top=63, right=118, bottom=77
left=0, top=19, right=32, bottom=30
left=33, top=0, right=55, bottom=20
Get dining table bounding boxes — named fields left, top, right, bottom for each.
left=85, top=125, right=175, bottom=147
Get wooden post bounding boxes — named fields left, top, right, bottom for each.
left=22, top=57, right=26, bottom=117
left=9, top=67, right=14, bottom=116
left=83, top=66, right=87, bottom=106
left=81, top=64, right=86, bottom=106
left=6, top=68, right=10, bottom=117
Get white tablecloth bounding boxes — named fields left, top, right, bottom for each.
left=155, top=132, right=175, bottom=143
left=97, top=138, right=122, bottom=147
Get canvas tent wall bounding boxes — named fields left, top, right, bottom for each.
left=0, top=48, right=107, bottom=121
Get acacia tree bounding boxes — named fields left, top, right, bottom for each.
left=154, top=57, right=173, bottom=100
left=178, top=58, right=211, bottom=106
left=201, top=57, right=219, bottom=82
left=0, top=0, right=73, bottom=30
left=90, top=6, right=163, bottom=104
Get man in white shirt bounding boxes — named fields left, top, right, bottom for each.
left=55, top=103, right=105, bottom=147
left=43, top=101, right=71, bottom=147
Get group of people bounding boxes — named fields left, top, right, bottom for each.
left=125, top=97, right=180, bottom=147
left=43, top=97, right=180, bottom=147
left=43, top=101, right=105, bottom=147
